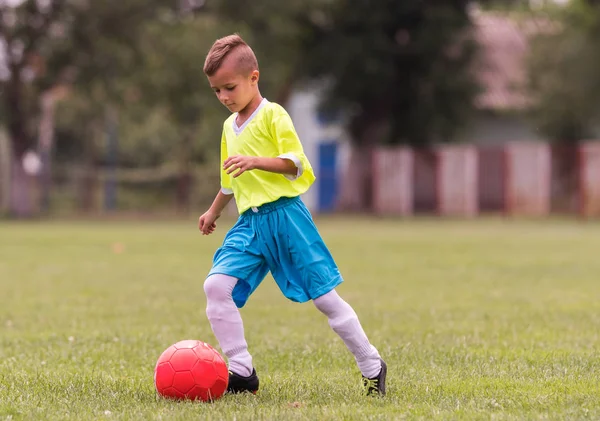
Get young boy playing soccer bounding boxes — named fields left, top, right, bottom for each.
left=199, top=34, right=387, bottom=396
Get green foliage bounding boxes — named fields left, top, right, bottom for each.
left=0, top=0, right=63, bottom=155
left=53, top=8, right=231, bottom=169
left=48, top=1, right=180, bottom=169
left=137, top=16, right=213, bottom=125
left=42, top=1, right=173, bottom=99
left=3, top=0, right=485, bottom=167
left=298, top=0, right=480, bottom=146
left=0, top=0, right=173, bottom=158
left=527, top=0, right=600, bottom=142
left=127, top=15, right=228, bottom=167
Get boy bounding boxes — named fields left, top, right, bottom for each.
left=199, top=34, right=386, bottom=396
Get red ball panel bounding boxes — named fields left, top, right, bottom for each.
left=188, top=385, right=210, bottom=402
left=172, top=371, right=195, bottom=394
left=213, top=355, right=229, bottom=382
left=213, top=349, right=226, bottom=365
left=191, top=359, right=217, bottom=390
left=154, top=362, right=175, bottom=391
left=169, top=348, right=198, bottom=372
left=155, top=345, right=177, bottom=365
left=209, top=377, right=228, bottom=400
left=192, top=342, right=216, bottom=362
left=161, top=386, right=186, bottom=400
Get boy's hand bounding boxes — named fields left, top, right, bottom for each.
left=223, top=155, right=257, bottom=178
left=198, top=210, right=220, bottom=235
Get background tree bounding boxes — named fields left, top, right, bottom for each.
left=528, top=0, right=600, bottom=142
left=525, top=0, right=600, bottom=209
left=297, top=0, right=481, bottom=210
left=0, top=0, right=172, bottom=216
left=133, top=14, right=227, bottom=212
left=0, top=0, right=67, bottom=216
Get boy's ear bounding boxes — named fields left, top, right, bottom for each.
left=250, top=70, right=260, bottom=84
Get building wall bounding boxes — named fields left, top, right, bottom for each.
left=462, top=111, right=545, bottom=144
left=286, top=88, right=350, bottom=212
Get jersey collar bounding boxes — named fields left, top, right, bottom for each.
left=233, top=98, right=269, bottom=136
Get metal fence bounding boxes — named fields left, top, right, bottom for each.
left=372, top=141, right=600, bottom=218
left=2, top=139, right=599, bottom=218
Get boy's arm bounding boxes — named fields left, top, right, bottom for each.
left=198, top=190, right=233, bottom=235
left=208, top=190, right=234, bottom=216
left=223, top=155, right=297, bottom=178
left=270, top=107, right=313, bottom=181
left=255, top=157, right=298, bottom=176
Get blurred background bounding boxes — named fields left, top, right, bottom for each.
left=1, top=0, right=600, bottom=220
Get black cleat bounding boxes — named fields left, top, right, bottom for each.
left=362, top=359, right=387, bottom=396
left=227, top=369, right=259, bottom=394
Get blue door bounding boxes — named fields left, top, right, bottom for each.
left=318, top=142, right=338, bottom=212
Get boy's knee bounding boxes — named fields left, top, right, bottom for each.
left=314, top=290, right=351, bottom=316
left=204, top=274, right=237, bottom=302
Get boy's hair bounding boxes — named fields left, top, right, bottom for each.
left=203, top=34, right=259, bottom=77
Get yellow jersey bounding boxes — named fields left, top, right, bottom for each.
left=220, top=99, right=316, bottom=214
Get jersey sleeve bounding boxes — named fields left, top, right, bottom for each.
left=270, top=106, right=314, bottom=181
left=220, top=129, right=233, bottom=195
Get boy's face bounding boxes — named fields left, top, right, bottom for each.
left=207, top=55, right=259, bottom=114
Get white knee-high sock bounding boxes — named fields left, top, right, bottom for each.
left=314, top=290, right=382, bottom=378
left=204, top=274, right=253, bottom=377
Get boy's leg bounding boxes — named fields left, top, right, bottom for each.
left=261, top=198, right=385, bottom=393
left=204, top=274, right=253, bottom=377
left=313, top=290, right=384, bottom=379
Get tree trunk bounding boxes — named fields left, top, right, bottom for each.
left=176, top=130, right=194, bottom=214
left=336, top=113, right=383, bottom=212
left=9, top=154, right=38, bottom=218
left=5, top=71, right=34, bottom=159
left=104, top=107, right=119, bottom=212
left=275, top=77, right=295, bottom=106
left=79, top=121, right=100, bottom=213
left=4, top=66, right=38, bottom=218
left=38, top=91, right=58, bottom=214
left=176, top=171, right=192, bottom=213
left=552, top=142, right=579, bottom=213
left=0, top=132, right=11, bottom=215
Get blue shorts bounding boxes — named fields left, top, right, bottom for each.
left=208, top=196, right=343, bottom=308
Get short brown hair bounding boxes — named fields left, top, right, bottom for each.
left=203, top=34, right=259, bottom=76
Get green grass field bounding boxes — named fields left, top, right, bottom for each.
left=1, top=217, right=599, bottom=420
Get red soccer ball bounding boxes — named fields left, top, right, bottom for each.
left=154, top=340, right=228, bottom=402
